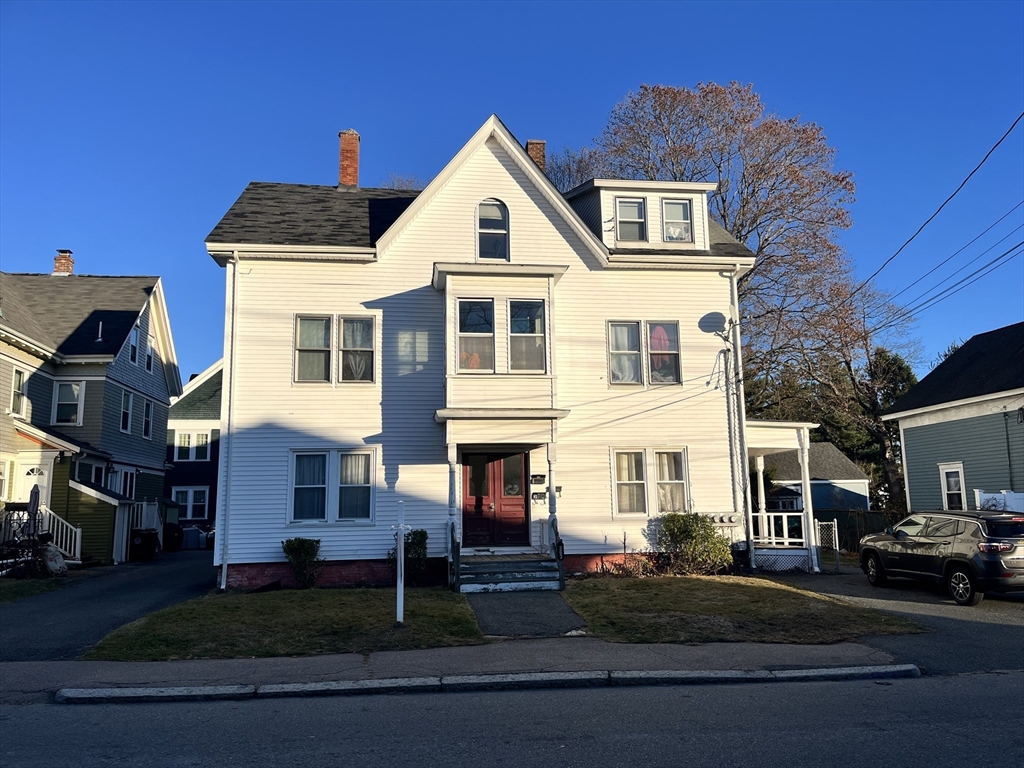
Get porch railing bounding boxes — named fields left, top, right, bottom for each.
left=751, top=512, right=806, bottom=548
left=0, top=504, right=82, bottom=564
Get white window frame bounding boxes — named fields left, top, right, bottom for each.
left=175, top=431, right=210, bottom=462
left=142, top=399, right=153, bottom=440
left=477, top=198, right=510, bottom=261
left=145, top=336, right=155, bottom=373
left=938, top=461, right=966, bottom=511
left=129, top=325, right=139, bottom=365
left=507, top=298, right=547, bottom=374
left=172, top=486, right=210, bottom=520
left=607, top=321, right=643, bottom=386
left=10, top=367, right=28, bottom=417
left=294, top=315, right=333, bottom=384
left=610, top=447, right=690, bottom=518
left=615, top=197, right=647, bottom=242
left=288, top=448, right=377, bottom=525
left=457, top=299, right=496, bottom=374
left=647, top=321, right=681, bottom=385
left=339, top=316, right=376, bottom=384
left=120, top=389, right=134, bottom=434
left=51, top=381, right=85, bottom=426
left=121, top=468, right=136, bottom=499
left=661, top=198, right=694, bottom=243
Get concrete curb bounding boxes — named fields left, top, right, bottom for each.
left=53, top=664, right=921, bottom=704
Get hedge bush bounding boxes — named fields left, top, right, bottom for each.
left=655, top=513, right=732, bottom=575
left=281, top=537, right=325, bottom=589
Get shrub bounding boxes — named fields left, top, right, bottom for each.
left=387, top=529, right=429, bottom=586
left=281, top=537, right=325, bottom=589
left=655, top=513, right=733, bottom=575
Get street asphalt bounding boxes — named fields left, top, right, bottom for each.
left=0, top=549, right=215, bottom=662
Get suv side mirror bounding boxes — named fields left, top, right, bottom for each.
left=885, top=526, right=894, bottom=536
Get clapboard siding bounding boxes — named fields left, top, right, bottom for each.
left=598, top=188, right=710, bottom=251
left=0, top=347, right=55, bottom=453
left=219, top=138, right=743, bottom=566
left=904, top=412, right=1024, bottom=511
left=569, top=188, right=602, bottom=238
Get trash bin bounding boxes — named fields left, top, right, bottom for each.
left=163, top=523, right=183, bottom=553
left=205, top=528, right=215, bottom=551
left=731, top=540, right=751, bottom=574
left=129, top=529, right=159, bottom=562
left=182, top=527, right=201, bottom=550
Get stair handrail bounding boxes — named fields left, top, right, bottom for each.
left=548, top=515, right=565, bottom=590
left=39, top=505, right=83, bottom=563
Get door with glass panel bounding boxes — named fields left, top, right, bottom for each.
left=461, top=452, right=530, bottom=547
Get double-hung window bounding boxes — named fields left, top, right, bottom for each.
left=120, top=390, right=133, bottom=434
left=120, top=469, right=136, bottom=499
left=662, top=199, right=693, bottom=243
left=938, top=462, right=966, bottom=511
left=295, top=317, right=332, bottom=383
left=341, top=318, right=374, bottom=382
left=145, top=337, right=155, bottom=373
left=608, top=322, right=642, bottom=384
left=616, top=198, right=647, bottom=242
left=142, top=400, right=153, bottom=439
left=509, top=300, right=545, bottom=372
left=648, top=322, right=680, bottom=383
left=10, top=368, right=27, bottom=417
left=173, top=487, right=208, bottom=519
left=458, top=300, right=495, bottom=372
left=52, top=382, right=84, bottom=425
left=176, top=432, right=210, bottom=461
left=613, top=448, right=689, bottom=516
left=478, top=199, right=509, bottom=260
left=291, top=450, right=375, bottom=522
left=129, top=326, right=139, bottom=365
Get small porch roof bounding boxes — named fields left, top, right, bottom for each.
left=745, top=420, right=819, bottom=457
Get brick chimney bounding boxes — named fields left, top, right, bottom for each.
left=526, top=140, right=546, bottom=174
left=339, top=129, right=360, bottom=187
left=53, top=249, right=74, bottom=276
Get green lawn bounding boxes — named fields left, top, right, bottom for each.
left=0, top=577, right=69, bottom=604
left=564, top=575, right=924, bottom=644
left=86, top=587, right=485, bottom=661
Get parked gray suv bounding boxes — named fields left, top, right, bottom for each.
left=859, top=511, right=1024, bottom=606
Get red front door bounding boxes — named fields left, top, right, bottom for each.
left=461, top=452, right=530, bottom=547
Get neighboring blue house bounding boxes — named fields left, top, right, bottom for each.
left=757, top=442, right=871, bottom=512
left=165, top=359, right=221, bottom=531
left=883, top=321, right=1024, bottom=513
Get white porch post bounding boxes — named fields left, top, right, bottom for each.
left=798, top=428, right=819, bottom=573
left=546, top=442, right=558, bottom=551
left=447, top=444, right=458, bottom=540
left=755, top=454, right=766, bottom=543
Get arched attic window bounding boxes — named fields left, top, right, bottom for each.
left=478, top=199, right=509, bottom=260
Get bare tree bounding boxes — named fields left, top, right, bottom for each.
left=378, top=171, right=425, bottom=191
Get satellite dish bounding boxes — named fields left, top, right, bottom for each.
left=698, top=312, right=728, bottom=334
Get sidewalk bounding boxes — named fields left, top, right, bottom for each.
left=0, top=635, right=910, bottom=704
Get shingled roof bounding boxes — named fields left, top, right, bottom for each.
left=170, top=368, right=222, bottom=420
left=759, top=442, right=869, bottom=482
left=884, top=321, right=1024, bottom=416
left=205, top=183, right=421, bottom=248
left=0, top=272, right=157, bottom=356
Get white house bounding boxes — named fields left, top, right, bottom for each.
left=205, top=116, right=822, bottom=590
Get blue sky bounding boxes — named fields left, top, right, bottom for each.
left=1, top=0, right=1022, bottom=381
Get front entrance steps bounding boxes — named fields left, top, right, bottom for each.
left=458, top=553, right=562, bottom=593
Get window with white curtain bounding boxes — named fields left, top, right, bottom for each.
left=291, top=449, right=376, bottom=523
left=613, top=448, right=689, bottom=517
left=608, top=322, right=642, bottom=384
left=662, top=199, right=693, bottom=242
left=341, top=318, right=374, bottom=382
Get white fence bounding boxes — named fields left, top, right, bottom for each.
left=975, top=490, right=1024, bottom=512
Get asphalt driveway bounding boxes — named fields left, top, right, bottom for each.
left=770, top=568, right=1024, bottom=675
left=0, top=550, right=215, bottom=661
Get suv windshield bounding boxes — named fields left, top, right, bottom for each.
left=985, top=520, right=1024, bottom=538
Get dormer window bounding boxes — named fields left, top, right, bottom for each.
left=478, top=199, right=509, bottom=259
left=616, top=199, right=646, bottom=242
left=662, top=199, right=693, bottom=243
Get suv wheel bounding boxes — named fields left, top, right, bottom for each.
left=865, top=552, right=887, bottom=587
left=947, top=566, right=983, bottom=606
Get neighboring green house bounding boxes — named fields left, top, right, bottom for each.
left=882, top=322, right=1024, bottom=513
left=1, top=251, right=182, bottom=563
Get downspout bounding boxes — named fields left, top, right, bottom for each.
left=730, top=267, right=754, bottom=558
left=219, top=253, right=239, bottom=591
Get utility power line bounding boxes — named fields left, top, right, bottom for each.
left=849, top=111, right=1024, bottom=302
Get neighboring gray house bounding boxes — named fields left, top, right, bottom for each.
left=756, top=442, right=871, bottom=512
left=165, top=359, right=222, bottom=529
left=1, top=251, right=182, bottom=563
left=882, top=321, right=1024, bottom=513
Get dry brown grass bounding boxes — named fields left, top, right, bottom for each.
left=564, top=575, right=924, bottom=644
